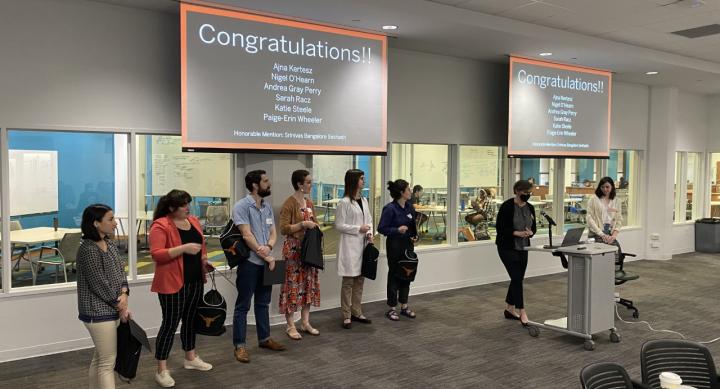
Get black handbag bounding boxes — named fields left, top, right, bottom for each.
left=194, top=272, right=227, bottom=336
left=115, top=321, right=142, bottom=382
left=361, top=243, right=379, bottom=280
left=300, top=227, right=324, bottom=269
left=219, top=219, right=249, bottom=268
left=395, top=249, right=419, bottom=282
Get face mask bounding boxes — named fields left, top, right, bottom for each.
left=519, top=193, right=531, bottom=202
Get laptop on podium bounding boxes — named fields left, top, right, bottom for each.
left=544, top=227, right=584, bottom=250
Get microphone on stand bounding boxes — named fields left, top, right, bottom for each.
left=540, top=210, right=557, bottom=226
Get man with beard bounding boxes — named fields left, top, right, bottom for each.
left=231, top=169, right=285, bottom=363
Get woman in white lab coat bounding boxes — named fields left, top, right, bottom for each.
left=335, top=169, right=374, bottom=329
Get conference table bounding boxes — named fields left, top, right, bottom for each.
left=0, top=227, right=81, bottom=285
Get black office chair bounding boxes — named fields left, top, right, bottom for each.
left=641, top=339, right=720, bottom=389
left=615, top=248, right=639, bottom=319
left=580, top=362, right=649, bottom=389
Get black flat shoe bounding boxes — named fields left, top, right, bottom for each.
left=342, top=321, right=352, bottom=329
left=504, top=310, right=520, bottom=320
left=351, top=315, right=372, bottom=324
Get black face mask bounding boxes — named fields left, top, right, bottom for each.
left=519, top=193, right=531, bottom=202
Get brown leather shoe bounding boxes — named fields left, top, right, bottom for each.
left=259, top=338, right=286, bottom=351
left=234, top=346, right=250, bottom=363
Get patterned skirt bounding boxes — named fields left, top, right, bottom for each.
left=279, top=237, right=321, bottom=314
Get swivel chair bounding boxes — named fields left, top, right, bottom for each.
left=580, top=362, right=649, bottom=389
left=641, top=339, right=720, bottom=389
left=615, top=248, right=639, bottom=319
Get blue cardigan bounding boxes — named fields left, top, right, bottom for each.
left=377, top=200, right=419, bottom=239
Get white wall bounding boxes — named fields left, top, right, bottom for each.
left=677, top=91, right=709, bottom=152
left=611, top=82, right=649, bottom=150
left=707, top=95, right=720, bottom=151
left=0, top=0, right=179, bottom=132
left=0, top=0, right=706, bottom=363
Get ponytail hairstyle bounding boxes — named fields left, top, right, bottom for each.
left=387, top=179, right=410, bottom=200
left=153, top=189, right=192, bottom=220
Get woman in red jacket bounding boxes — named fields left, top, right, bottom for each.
left=150, top=189, right=213, bottom=388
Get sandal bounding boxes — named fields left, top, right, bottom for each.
left=300, top=323, right=320, bottom=336
left=385, top=309, right=400, bottom=321
left=286, top=326, right=302, bottom=340
left=400, top=308, right=416, bottom=319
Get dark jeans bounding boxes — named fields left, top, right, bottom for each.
left=233, top=260, right=272, bottom=347
left=386, top=237, right=412, bottom=307
left=498, top=247, right=528, bottom=309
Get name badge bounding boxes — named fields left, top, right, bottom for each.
left=266, top=218, right=273, bottom=225
left=407, top=213, right=413, bottom=219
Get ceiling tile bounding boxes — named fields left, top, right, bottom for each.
left=497, top=2, right=561, bottom=22
left=457, top=0, right=537, bottom=15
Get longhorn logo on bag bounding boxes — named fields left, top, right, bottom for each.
left=402, top=266, right=415, bottom=277
left=199, top=314, right=221, bottom=328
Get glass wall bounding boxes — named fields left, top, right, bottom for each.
left=458, top=146, right=504, bottom=242
left=607, top=150, right=640, bottom=227
left=562, top=158, right=601, bottom=231
left=686, top=152, right=701, bottom=221
left=311, top=155, right=381, bottom=256
left=711, top=153, right=720, bottom=217
left=515, top=158, right=555, bottom=234
left=674, top=151, right=702, bottom=222
left=7, top=130, right=128, bottom=288
left=392, top=144, right=449, bottom=246
left=135, top=135, right=232, bottom=275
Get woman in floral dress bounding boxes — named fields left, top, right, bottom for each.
left=278, top=169, right=321, bottom=340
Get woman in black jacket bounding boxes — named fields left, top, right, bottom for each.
left=495, top=180, right=536, bottom=325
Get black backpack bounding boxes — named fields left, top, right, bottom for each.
left=395, top=249, right=419, bottom=282
left=194, top=272, right=227, bottom=336
left=219, top=219, right=249, bottom=268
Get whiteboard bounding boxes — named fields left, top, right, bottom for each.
left=150, top=136, right=232, bottom=198
left=459, top=147, right=500, bottom=187
left=9, top=150, right=59, bottom=215
left=313, top=155, right=353, bottom=185
left=412, top=144, right=448, bottom=188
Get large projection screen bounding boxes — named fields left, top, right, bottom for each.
left=181, top=4, right=387, bottom=154
left=508, top=56, right=612, bottom=158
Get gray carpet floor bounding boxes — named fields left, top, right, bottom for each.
left=2, top=252, right=719, bottom=388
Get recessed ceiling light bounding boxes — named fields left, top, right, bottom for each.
left=645, top=71, right=659, bottom=75
left=539, top=52, right=552, bottom=56
left=382, top=25, right=398, bottom=30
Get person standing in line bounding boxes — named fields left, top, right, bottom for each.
left=150, top=189, right=213, bottom=388
left=232, top=170, right=285, bottom=363
left=76, top=204, right=129, bottom=389
left=278, top=169, right=321, bottom=340
left=495, top=180, right=536, bottom=326
left=378, top=179, right=419, bottom=321
left=335, top=169, right=374, bottom=329
left=587, top=177, right=624, bottom=250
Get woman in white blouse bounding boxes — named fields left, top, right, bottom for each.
left=335, top=169, right=374, bottom=329
left=586, top=177, right=623, bottom=244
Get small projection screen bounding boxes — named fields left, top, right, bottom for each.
left=181, top=3, right=388, bottom=154
left=508, top=56, right=612, bottom=158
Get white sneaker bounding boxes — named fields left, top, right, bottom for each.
left=154, top=370, right=175, bottom=388
left=184, top=356, right=213, bottom=371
